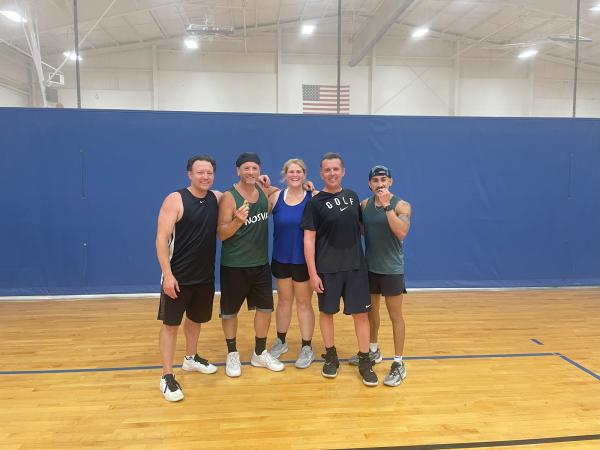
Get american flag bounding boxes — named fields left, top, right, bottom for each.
left=302, top=84, right=350, bottom=114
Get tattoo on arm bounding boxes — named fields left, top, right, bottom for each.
left=399, top=213, right=410, bottom=224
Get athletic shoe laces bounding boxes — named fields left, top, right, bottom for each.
left=193, top=355, right=209, bottom=365
left=321, top=350, right=339, bottom=365
left=163, top=374, right=181, bottom=393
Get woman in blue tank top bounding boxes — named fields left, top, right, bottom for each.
left=268, top=159, right=316, bottom=369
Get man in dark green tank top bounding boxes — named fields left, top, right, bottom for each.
left=217, top=152, right=285, bottom=377
left=360, top=165, right=412, bottom=387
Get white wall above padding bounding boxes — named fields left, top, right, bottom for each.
left=158, top=70, right=276, bottom=113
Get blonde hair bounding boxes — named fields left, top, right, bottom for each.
left=280, top=158, right=307, bottom=183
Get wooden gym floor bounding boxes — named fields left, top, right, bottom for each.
left=1, top=288, right=599, bottom=449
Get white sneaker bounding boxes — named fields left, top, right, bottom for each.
left=160, top=374, right=184, bottom=402
left=182, top=355, right=217, bottom=374
left=251, top=349, right=285, bottom=372
left=225, top=351, right=242, bottom=377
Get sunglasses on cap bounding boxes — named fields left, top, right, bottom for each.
left=368, top=165, right=392, bottom=180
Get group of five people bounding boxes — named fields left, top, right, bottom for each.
left=156, top=151, right=411, bottom=402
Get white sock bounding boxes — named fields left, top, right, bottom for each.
left=185, top=355, right=195, bottom=360
left=369, top=343, right=378, bottom=353
left=394, top=355, right=403, bottom=362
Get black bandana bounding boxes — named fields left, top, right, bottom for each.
left=235, top=152, right=261, bottom=167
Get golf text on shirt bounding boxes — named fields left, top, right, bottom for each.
left=325, top=196, right=354, bottom=210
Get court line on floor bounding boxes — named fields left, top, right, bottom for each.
left=2, top=352, right=597, bottom=381
left=347, top=433, right=600, bottom=449
left=0, top=351, right=557, bottom=375
left=556, top=353, right=600, bottom=381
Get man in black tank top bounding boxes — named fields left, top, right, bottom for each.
left=155, top=155, right=224, bottom=402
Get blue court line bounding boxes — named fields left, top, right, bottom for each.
left=0, top=352, right=556, bottom=375
left=349, top=434, right=600, bottom=449
left=556, top=353, right=600, bottom=381
left=2, top=352, right=598, bottom=381
left=530, top=338, right=544, bottom=345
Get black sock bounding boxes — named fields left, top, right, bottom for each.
left=255, top=336, right=267, bottom=355
left=226, top=337, right=237, bottom=353
left=326, top=345, right=337, bottom=354
left=301, top=339, right=312, bottom=348
left=277, top=331, right=287, bottom=344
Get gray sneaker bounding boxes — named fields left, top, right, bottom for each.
left=294, top=345, right=315, bottom=369
left=384, top=361, right=407, bottom=387
left=348, top=348, right=382, bottom=365
left=270, top=337, right=289, bottom=359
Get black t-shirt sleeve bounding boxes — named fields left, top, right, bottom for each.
left=301, top=199, right=317, bottom=231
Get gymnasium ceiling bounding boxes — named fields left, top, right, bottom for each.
left=1, top=0, right=600, bottom=72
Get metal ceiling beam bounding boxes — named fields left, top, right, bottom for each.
left=498, top=20, right=573, bottom=58
left=48, top=0, right=118, bottom=83
left=122, top=16, right=144, bottom=43
left=0, top=39, right=59, bottom=72
left=440, top=3, right=479, bottom=35
left=98, top=24, right=121, bottom=46
left=74, top=13, right=339, bottom=57
left=149, top=10, right=169, bottom=39
left=0, top=1, right=176, bottom=40
left=394, top=19, right=600, bottom=73
left=453, top=11, right=528, bottom=59
left=349, top=0, right=417, bottom=67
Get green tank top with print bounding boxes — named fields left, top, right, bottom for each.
left=363, top=195, right=404, bottom=274
left=221, top=185, right=269, bottom=268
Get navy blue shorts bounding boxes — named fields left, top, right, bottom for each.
left=317, top=269, right=371, bottom=315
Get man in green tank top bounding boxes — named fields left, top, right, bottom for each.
left=359, top=165, right=412, bottom=387
left=218, top=152, right=285, bottom=377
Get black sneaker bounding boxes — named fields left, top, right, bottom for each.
left=160, top=373, right=184, bottom=402
left=358, top=356, right=379, bottom=387
left=321, top=347, right=340, bottom=378
left=348, top=348, right=382, bottom=365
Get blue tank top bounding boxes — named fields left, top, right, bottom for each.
left=272, top=189, right=311, bottom=264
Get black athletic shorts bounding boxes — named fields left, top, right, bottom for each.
left=368, top=272, right=407, bottom=297
left=157, top=282, right=215, bottom=326
left=220, top=264, right=274, bottom=318
left=318, top=269, right=371, bottom=315
left=271, top=258, right=310, bottom=282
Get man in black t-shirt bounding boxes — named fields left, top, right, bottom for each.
left=302, top=152, right=378, bottom=387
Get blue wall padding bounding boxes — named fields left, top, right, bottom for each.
left=0, top=107, right=598, bottom=295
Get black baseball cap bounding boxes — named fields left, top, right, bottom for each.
left=368, top=165, right=392, bottom=180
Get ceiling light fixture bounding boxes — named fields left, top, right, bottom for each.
left=412, top=27, right=429, bottom=38
left=0, top=10, right=27, bottom=23
left=590, top=5, right=600, bottom=12
left=184, top=38, right=199, bottom=49
left=301, top=24, right=315, bottom=35
left=63, top=51, right=82, bottom=61
left=518, top=48, right=538, bottom=59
